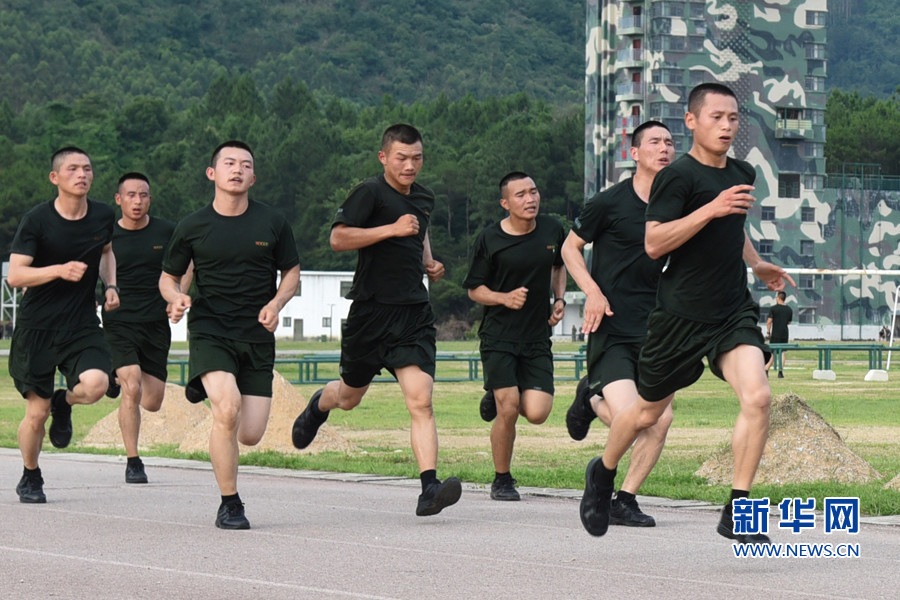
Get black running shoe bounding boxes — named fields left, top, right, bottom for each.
left=125, top=458, right=149, bottom=484
left=215, top=501, right=251, bottom=530
left=479, top=390, right=497, bottom=422
left=610, top=494, right=656, bottom=527
left=106, top=376, right=120, bottom=399
left=16, top=473, right=46, bottom=504
left=291, top=388, right=327, bottom=449
left=579, top=457, right=614, bottom=537
left=48, top=389, right=73, bottom=449
left=490, top=477, right=520, bottom=501
left=717, top=508, right=770, bottom=544
left=566, top=376, right=596, bottom=441
left=416, top=477, right=462, bottom=516
left=185, top=380, right=206, bottom=404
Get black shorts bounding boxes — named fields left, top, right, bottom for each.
left=637, top=300, right=771, bottom=402
left=9, top=326, right=112, bottom=399
left=339, top=300, right=436, bottom=388
left=585, top=332, right=642, bottom=396
left=104, top=319, right=171, bottom=382
left=187, top=333, right=275, bottom=400
left=479, top=337, right=554, bottom=394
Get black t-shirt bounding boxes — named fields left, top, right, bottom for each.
left=463, top=215, right=565, bottom=342
left=102, top=216, right=175, bottom=323
left=646, top=154, right=756, bottom=322
left=162, top=200, right=300, bottom=342
left=333, top=175, right=433, bottom=305
left=769, top=303, right=792, bottom=340
left=572, top=178, right=664, bottom=338
left=11, top=198, right=114, bottom=330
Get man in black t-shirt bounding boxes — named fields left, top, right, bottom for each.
left=765, top=291, right=793, bottom=378
left=464, top=172, right=566, bottom=502
left=102, top=172, right=187, bottom=484
left=578, top=84, right=794, bottom=544
left=160, top=141, right=300, bottom=530
left=7, top=147, right=118, bottom=504
left=561, top=121, right=675, bottom=527
left=291, top=124, right=462, bottom=517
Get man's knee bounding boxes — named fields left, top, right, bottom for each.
left=77, top=370, right=109, bottom=402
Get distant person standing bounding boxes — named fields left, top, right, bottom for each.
left=103, top=172, right=189, bottom=484
left=7, top=146, right=118, bottom=504
left=464, top=172, right=566, bottom=502
left=765, top=291, right=792, bottom=378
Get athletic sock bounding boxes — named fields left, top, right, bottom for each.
left=23, top=466, right=41, bottom=479
left=494, top=471, right=513, bottom=483
left=723, top=489, right=750, bottom=516
left=310, top=395, right=328, bottom=421
left=420, top=469, right=438, bottom=492
left=616, top=490, right=635, bottom=504
left=594, top=459, right=617, bottom=487
left=126, top=456, right=142, bottom=467
left=221, top=493, right=242, bottom=506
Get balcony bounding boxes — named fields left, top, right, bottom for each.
left=618, top=15, right=643, bottom=34
left=616, top=81, right=643, bottom=101
left=616, top=48, right=644, bottom=68
left=775, top=118, right=815, bottom=140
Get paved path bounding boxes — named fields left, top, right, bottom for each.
left=1, top=449, right=897, bottom=599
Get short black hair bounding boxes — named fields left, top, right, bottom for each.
left=499, top=171, right=531, bottom=195
left=381, top=124, right=423, bottom=152
left=117, top=172, right=149, bottom=188
left=51, top=146, right=90, bottom=171
left=688, top=82, right=737, bottom=115
left=210, top=140, right=254, bottom=167
left=631, top=120, right=671, bottom=148
left=777, top=291, right=787, bottom=301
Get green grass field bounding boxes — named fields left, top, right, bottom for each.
left=2, top=339, right=898, bottom=515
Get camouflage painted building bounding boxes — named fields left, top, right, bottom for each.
left=585, top=0, right=900, bottom=339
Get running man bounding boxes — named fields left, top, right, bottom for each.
left=160, top=141, right=300, bottom=529
left=291, top=124, right=462, bottom=517
left=464, top=172, right=566, bottom=501
left=578, top=83, right=794, bottom=543
left=102, top=172, right=189, bottom=484
left=8, top=146, right=118, bottom=503
left=561, top=121, right=675, bottom=526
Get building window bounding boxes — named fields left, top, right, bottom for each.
left=803, top=174, right=823, bottom=190
left=282, top=316, right=292, bottom=328
left=689, top=2, right=704, bottom=19
left=322, top=317, right=332, bottom=328
left=778, top=174, right=801, bottom=198
left=653, top=1, right=685, bottom=18
left=340, top=280, right=353, bottom=297
left=294, top=280, right=302, bottom=296
left=653, top=69, right=683, bottom=85
left=803, top=142, right=823, bottom=158
left=809, top=110, right=825, bottom=125
left=805, top=43, right=826, bottom=60
left=688, top=36, right=705, bottom=52
left=758, top=239, right=774, bottom=255
left=761, top=206, right=775, bottom=221
left=805, top=76, right=825, bottom=92
left=689, top=70, right=707, bottom=86
left=799, top=274, right=815, bottom=289
left=801, top=207, right=815, bottom=222
left=798, top=307, right=816, bottom=324
left=805, top=11, right=826, bottom=27
left=800, top=240, right=815, bottom=255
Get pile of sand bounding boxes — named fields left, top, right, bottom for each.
left=695, top=393, right=881, bottom=485
left=885, top=472, right=900, bottom=491
left=81, top=373, right=354, bottom=455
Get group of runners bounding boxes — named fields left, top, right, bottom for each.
left=8, top=82, right=792, bottom=542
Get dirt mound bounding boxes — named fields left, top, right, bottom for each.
left=81, top=373, right=353, bottom=455
left=695, top=393, right=881, bottom=485
left=885, top=473, right=900, bottom=491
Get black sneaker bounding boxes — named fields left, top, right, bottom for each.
left=16, top=473, right=47, bottom=504
left=610, top=494, right=656, bottom=527
left=185, top=380, right=206, bottom=404
left=579, top=457, right=614, bottom=537
left=215, top=502, right=251, bottom=530
left=416, top=477, right=462, bottom=516
left=125, top=459, right=149, bottom=484
left=717, top=508, right=770, bottom=544
left=106, top=376, right=121, bottom=399
left=291, top=388, right=327, bottom=449
left=490, top=477, right=520, bottom=501
left=566, top=376, right=596, bottom=441
left=479, top=390, right=497, bottom=422
left=48, top=389, right=73, bottom=449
